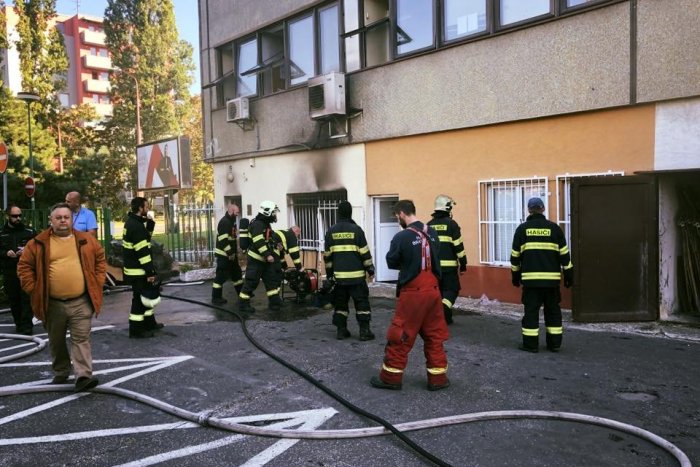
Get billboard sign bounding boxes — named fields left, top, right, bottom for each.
left=136, top=136, right=192, bottom=191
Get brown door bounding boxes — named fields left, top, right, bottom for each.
left=571, top=175, right=658, bottom=322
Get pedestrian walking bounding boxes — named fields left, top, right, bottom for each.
left=17, top=202, right=105, bottom=391
left=123, top=197, right=162, bottom=338
left=510, top=197, right=573, bottom=353
left=323, top=201, right=376, bottom=341
left=212, top=203, right=244, bottom=305
left=65, top=191, right=98, bottom=236
left=0, top=204, right=36, bottom=335
left=427, top=194, right=467, bottom=324
left=371, top=200, right=450, bottom=391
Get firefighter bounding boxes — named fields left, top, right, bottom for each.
left=510, top=197, right=573, bottom=353
left=212, top=203, right=243, bottom=305
left=370, top=200, right=449, bottom=391
left=427, top=194, right=467, bottom=324
left=324, top=201, right=375, bottom=341
left=275, top=225, right=303, bottom=271
left=238, top=201, right=283, bottom=312
left=123, top=197, right=162, bottom=338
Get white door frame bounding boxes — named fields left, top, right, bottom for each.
left=372, top=195, right=400, bottom=282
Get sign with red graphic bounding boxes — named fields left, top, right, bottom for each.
left=24, top=176, right=35, bottom=198
left=0, top=142, right=7, bottom=174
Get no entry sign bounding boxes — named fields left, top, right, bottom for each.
left=0, top=142, right=7, bottom=174
left=24, top=176, right=35, bottom=198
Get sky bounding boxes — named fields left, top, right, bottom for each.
left=53, top=0, right=201, bottom=95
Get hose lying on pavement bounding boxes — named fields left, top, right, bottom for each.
left=0, top=333, right=47, bottom=363
left=0, top=294, right=693, bottom=467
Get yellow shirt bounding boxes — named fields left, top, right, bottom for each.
left=49, top=234, right=86, bottom=300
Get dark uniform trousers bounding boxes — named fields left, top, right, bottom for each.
left=212, top=256, right=243, bottom=299
left=5, top=272, right=33, bottom=334
left=380, top=270, right=449, bottom=387
left=239, top=258, right=283, bottom=306
left=332, top=282, right=371, bottom=325
left=439, top=269, right=460, bottom=312
left=126, top=276, right=158, bottom=332
left=521, top=287, right=563, bottom=350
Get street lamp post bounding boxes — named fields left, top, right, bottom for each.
left=17, top=92, right=40, bottom=210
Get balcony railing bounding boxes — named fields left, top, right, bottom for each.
left=82, top=54, right=113, bottom=71
left=81, top=29, right=106, bottom=46
left=83, top=78, right=111, bottom=94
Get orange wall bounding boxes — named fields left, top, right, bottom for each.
left=366, top=105, right=656, bottom=304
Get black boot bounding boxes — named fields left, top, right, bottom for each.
left=333, top=313, right=350, bottom=339
left=129, top=324, right=154, bottom=339
left=212, top=288, right=227, bottom=305
left=269, top=295, right=283, bottom=311
left=336, top=325, right=351, bottom=340
left=239, top=299, right=255, bottom=314
left=443, top=304, right=453, bottom=325
left=359, top=322, right=375, bottom=341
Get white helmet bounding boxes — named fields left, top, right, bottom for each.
left=259, top=200, right=279, bottom=217
left=434, top=194, right=456, bottom=212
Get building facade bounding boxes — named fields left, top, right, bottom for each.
left=199, top=0, right=700, bottom=321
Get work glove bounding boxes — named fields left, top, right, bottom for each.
left=511, top=271, right=521, bottom=287
left=563, top=269, right=574, bottom=288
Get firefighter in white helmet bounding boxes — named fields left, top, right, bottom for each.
left=238, top=201, right=284, bottom=313
left=427, top=194, right=467, bottom=324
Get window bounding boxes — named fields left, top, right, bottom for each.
left=556, top=171, right=623, bottom=249
left=344, top=0, right=390, bottom=70
left=396, top=0, right=434, bottom=56
left=99, top=48, right=109, bottom=57
left=499, top=0, right=551, bottom=26
left=319, top=4, right=341, bottom=74
left=58, top=93, right=70, bottom=107
left=289, top=15, right=315, bottom=86
left=478, top=177, right=547, bottom=264
left=288, top=190, right=347, bottom=251
left=236, top=39, right=256, bottom=97
left=100, top=94, right=111, bottom=104
left=90, top=47, right=97, bottom=56
left=99, top=72, right=109, bottom=81
left=92, top=94, right=100, bottom=103
left=443, top=0, right=487, bottom=42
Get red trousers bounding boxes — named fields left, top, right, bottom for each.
left=379, top=270, right=449, bottom=386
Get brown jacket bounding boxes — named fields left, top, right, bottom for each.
left=17, top=228, right=106, bottom=321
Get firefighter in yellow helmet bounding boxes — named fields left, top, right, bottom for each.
left=427, top=195, right=467, bottom=324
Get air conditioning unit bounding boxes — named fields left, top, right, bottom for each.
left=226, top=97, right=250, bottom=122
left=308, top=72, right=346, bottom=120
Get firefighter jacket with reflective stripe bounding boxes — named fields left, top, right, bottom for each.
left=246, top=215, right=277, bottom=263
left=323, top=218, right=374, bottom=284
left=122, top=212, right=155, bottom=277
left=239, top=218, right=250, bottom=251
left=215, top=212, right=238, bottom=259
left=275, top=229, right=302, bottom=269
left=427, top=212, right=467, bottom=271
left=510, top=213, right=572, bottom=287
left=386, top=221, right=441, bottom=288
left=0, top=221, right=36, bottom=273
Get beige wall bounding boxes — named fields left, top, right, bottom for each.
left=366, top=105, right=656, bottom=266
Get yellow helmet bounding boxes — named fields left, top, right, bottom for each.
left=434, top=194, right=456, bottom=212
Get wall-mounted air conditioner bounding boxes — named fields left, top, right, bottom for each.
left=308, top=72, right=346, bottom=120
left=226, top=97, right=250, bottom=122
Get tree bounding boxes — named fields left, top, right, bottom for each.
left=179, top=95, right=212, bottom=204
left=104, top=0, right=194, bottom=195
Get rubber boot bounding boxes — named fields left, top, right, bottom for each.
left=212, top=287, right=227, bottom=305
left=333, top=313, right=350, bottom=339
left=269, top=295, right=283, bottom=311
left=239, top=299, right=255, bottom=314
left=443, top=304, right=453, bottom=325
left=359, top=321, right=375, bottom=341
left=129, top=322, right=154, bottom=339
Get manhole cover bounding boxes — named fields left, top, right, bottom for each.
left=616, top=391, right=658, bottom=402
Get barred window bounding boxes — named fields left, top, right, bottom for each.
left=556, top=170, right=624, bottom=249
left=288, top=190, right=347, bottom=251
left=478, top=177, right=548, bottom=264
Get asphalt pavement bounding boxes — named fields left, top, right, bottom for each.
left=1, top=280, right=699, bottom=467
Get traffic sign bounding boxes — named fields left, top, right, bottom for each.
left=24, top=176, right=35, bottom=198
left=0, top=142, right=7, bottom=174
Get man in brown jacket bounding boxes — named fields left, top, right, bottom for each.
left=18, top=202, right=106, bottom=392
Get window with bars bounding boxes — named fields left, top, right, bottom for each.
left=556, top=170, right=624, bottom=248
left=478, top=177, right=548, bottom=264
left=288, top=190, right=347, bottom=251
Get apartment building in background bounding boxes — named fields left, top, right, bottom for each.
left=1, top=8, right=112, bottom=118
left=199, top=0, right=700, bottom=323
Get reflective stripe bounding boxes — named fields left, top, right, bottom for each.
left=323, top=251, right=332, bottom=258
left=335, top=270, right=366, bottom=279
left=456, top=250, right=466, bottom=258
left=239, top=293, right=251, bottom=300
left=330, top=245, right=359, bottom=253
left=452, top=237, right=463, bottom=246
left=217, top=233, right=228, bottom=240
left=382, top=363, right=404, bottom=374
left=442, top=298, right=453, bottom=308
left=252, top=234, right=265, bottom=242
left=138, top=255, right=152, bottom=265
left=359, top=245, right=370, bottom=254
left=511, top=249, right=521, bottom=258
left=214, top=248, right=227, bottom=256
left=511, top=265, right=520, bottom=272
left=522, top=272, right=561, bottom=280
left=122, top=241, right=134, bottom=249
left=143, top=309, right=154, bottom=317
left=440, top=260, right=457, bottom=267
left=522, top=328, right=539, bottom=336
left=288, top=246, right=300, bottom=253
left=356, top=310, right=371, bottom=315
left=325, top=261, right=333, bottom=268
left=563, top=262, right=573, bottom=270
left=266, top=288, right=280, bottom=296
left=521, top=242, right=559, bottom=252
left=546, top=326, right=563, bottom=335
left=427, top=365, right=448, bottom=375
left=559, top=246, right=569, bottom=255
left=233, top=279, right=244, bottom=286
left=212, top=283, right=222, bottom=289
left=293, top=258, right=302, bottom=265
left=134, top=240, right=150, bottom=251
left=123, top=267, right=146, bottom=276
left=248, top=250, right=264, bottom=261
left=335, top=310, right=349, bottom=317
left=438, top=235, right=452, bottom=243
left=128, top=314, right=145, bottom=321
left=363, top=259, right=373, bottom=267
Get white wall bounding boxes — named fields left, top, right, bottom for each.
left=654, top=97, right=700, bottom=170
left=658, top=177, right=679, bottom=319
